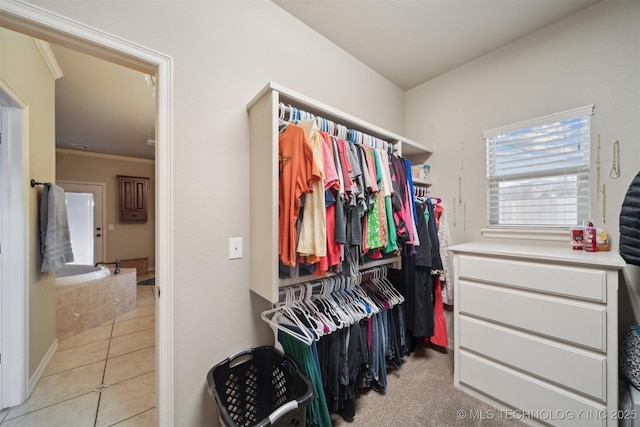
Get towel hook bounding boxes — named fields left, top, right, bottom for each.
left=609, top=140, right=620, bottom=179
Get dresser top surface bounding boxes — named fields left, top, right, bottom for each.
left=450, top=241, right=626, bottom=269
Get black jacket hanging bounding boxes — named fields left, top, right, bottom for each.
left=620, top=169, right=640, bottom=266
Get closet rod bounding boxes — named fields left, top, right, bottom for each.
left=279, top=103, right=394, bottom=153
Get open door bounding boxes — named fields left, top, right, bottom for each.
left=0, top=85, right=28, bottom=409
left=57, top=181, right=106, bottom=265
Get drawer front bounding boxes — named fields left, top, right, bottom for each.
left=460, top=316, right=606, bottom=401
left=459, top=281, right=606, bottom=351
left=458, top=351, right=606, bottom=426
left=458, top=255, right=606, bottom=302
left=458, top=351, right=606, bottom=427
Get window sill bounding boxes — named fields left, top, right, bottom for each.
left=481, top=228, right=570, bottom=242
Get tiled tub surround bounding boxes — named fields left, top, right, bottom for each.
left=57, top=268, right=137, bottom=341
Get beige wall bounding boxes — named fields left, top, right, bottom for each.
left=406, top=0, right=639, bottom=246
left=17, top=1, right=407, bottom=425
left=56, top=150, right=156, bottom=269
left=0, top=27, right=57, bottom=376
left=405, top=0, right=640, bottom=339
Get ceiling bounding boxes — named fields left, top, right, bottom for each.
left=50, top=43, right=157, bottom=160
left=272, top=0, right=600, bottom=91
left=49, top=0, right=600, bottom=160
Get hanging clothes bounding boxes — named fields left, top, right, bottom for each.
left=277, top=112, right=417, bottom=279
left=387, top=198, right=444, bottom=349
left=266, top=267, right=408, bottom=423
left=320, top=132, right=341, bottom=273
left=409, top=201, right=435, bottom=338
left=435, top=203, right=453, bottom=305
left=278, top=124, right=321, bottom=267
left=430, top=276, right=448, bottom=348
left=278, top=329, right=332, bottom=427
left=296, top=120, right=327, bottom=261
left=387, top=153, right=411, bottom=247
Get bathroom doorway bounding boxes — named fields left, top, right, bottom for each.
left=0, top=2, right=174, bottom=424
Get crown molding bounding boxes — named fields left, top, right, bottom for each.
left=56, top=147, right=155, bottom=165
left=32, top=39, right=63, bottom=80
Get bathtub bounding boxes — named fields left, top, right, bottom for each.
left=55, top=264, right=110, bottom=286
left=56, top=265, right=137, bottom=341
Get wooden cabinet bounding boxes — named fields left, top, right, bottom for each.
left=450, top=242, right=625, bottom=426
left=247, top=82, right=432, bottom=303
left=117, top=175, right=148, bottom=222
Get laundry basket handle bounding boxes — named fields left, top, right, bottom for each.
left=226, top=348, right=253, bottom=362
left=267, top=401, right=299, bottom=425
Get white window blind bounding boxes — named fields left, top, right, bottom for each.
left=484, top=105, right=593, bottom=228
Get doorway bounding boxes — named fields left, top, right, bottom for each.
left=0, top=1, right=174, bottom=424
left=58, top=181, right=107, bottom=265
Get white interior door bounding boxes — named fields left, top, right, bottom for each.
left=0, top=86, right=28, bottom=409
left=57, top=182, right=106, bottom=265
left=0, top=105, right=4, bottom=408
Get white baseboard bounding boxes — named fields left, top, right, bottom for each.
left=29, top=339, right=58, bottom=396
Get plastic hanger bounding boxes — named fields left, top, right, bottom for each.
left=324, top=279, right=350, bottom=328
left=285, top=286, right=323, bottom=341
left=351, top=273, right=378, bottom=317
left=287, top=104, right=295, bottom=122
left=308, top=280, right=343, bottom=332
left=378, top=266, right=404, bottom=305
left=344, top=275, right=370, bottom=318
left=261, top=304, right=314, bottom=346
left=300, top=283, right=334, bottom=336
left=338, top=276, right=367, bottom=322
left=327, top=276, right=358, bottom=325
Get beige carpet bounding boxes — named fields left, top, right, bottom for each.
left=330, top=343, right=529, bottom=427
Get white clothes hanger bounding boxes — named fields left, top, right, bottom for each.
left=352, top=272, right=379, bottom=316
left=282, top=286, right=323, bottom=341
left=337, top=276, right=367, bottom=323
left=290, top=284, right=325, bottom=339
left=304, top=282, right=338, bottom=334
left=376, top=266, right=404, bottom=305
left=326, top=276, right=358, bottom=325
left=319, top=278, right=349, bottom=329
left=261, top=305, right=314, bottom=346
left=287, top=104, right=295, bottom=122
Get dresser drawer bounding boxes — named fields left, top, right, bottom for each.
left=458, top=255, right=606, bottom=302
left=460, top=316, right=606, bottom=400
left=459, top=351, right=606, bottom=426
left=459, top=281, right=606, bottom=351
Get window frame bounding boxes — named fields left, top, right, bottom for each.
left=482, top=104, right=594, bottom=239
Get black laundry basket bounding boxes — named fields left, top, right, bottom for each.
left=207, top=346, right=313, bottom=427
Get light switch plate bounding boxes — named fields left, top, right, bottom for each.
left=229, top=237, right=243, bottom=259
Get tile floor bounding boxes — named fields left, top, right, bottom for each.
left=0, top=279, right=157, bottom=427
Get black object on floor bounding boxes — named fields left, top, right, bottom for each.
left=137, top=277, right=155, bottom=286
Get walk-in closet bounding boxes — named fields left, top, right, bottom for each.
left=2, top=2, right=638, bottom=427
left=246, top=83, right=461, bottom=425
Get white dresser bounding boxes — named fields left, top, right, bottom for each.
left=450, top=242, right=626, bottom=426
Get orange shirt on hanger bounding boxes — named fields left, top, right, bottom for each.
left=278, top=124, right=321, bottom=267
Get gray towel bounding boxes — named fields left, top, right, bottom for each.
left=40, top=183, right=74, bottom=272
